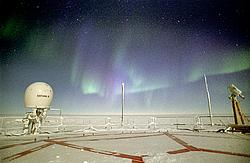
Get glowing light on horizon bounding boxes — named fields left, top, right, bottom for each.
left=70, top=26, right=171, bottom=97
left=81, top=79, right=100, bottom=94
left=188, top=49, right=250, bottom=81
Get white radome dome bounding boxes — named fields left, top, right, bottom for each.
left=24, top=82, right=53, bottom=109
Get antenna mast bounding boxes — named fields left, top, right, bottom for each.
left=204, top=74, right=213, bottom=126
left=121, top=82, right=125, bottom=125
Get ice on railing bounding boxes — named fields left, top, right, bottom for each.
left=0, top=115, right=237, bottom=136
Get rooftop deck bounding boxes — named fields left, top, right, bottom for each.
left=1, top=130, right=250, bottom=163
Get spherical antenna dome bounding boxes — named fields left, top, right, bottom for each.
left=24, top=82, right=53, bottom=109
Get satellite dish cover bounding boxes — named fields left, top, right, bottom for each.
left=24, top=82, right=53, bottom=109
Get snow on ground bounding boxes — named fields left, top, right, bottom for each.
left=0, top=115, right=250, bottom=163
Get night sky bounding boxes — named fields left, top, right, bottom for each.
left=1, top=0, right=250, bottom=115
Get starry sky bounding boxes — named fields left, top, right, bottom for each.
left=0, top=0, right=250, bottom=115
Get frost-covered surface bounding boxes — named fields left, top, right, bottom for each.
left=0, top=115, right=250, bottom=162
left=0, top=114, right=239, bottom=135
left=1, top=131, right=250, bottom=163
